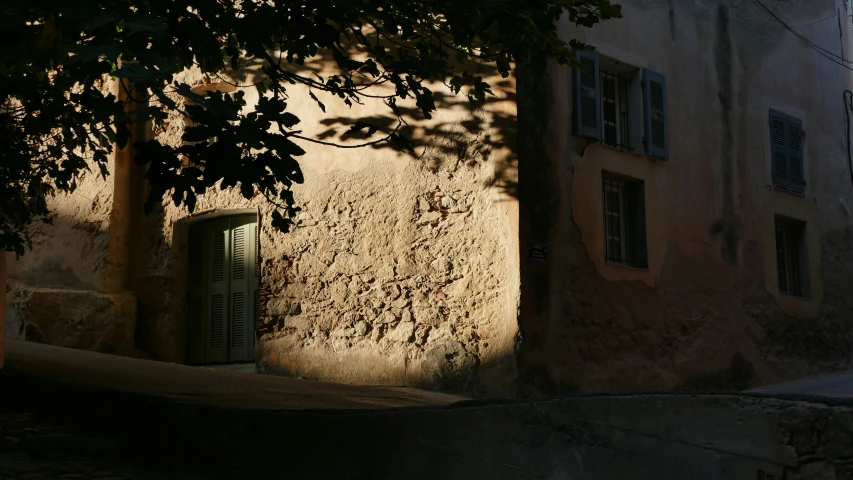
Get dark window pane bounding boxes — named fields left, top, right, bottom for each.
left=608, top=239, right=621, bottom=260
left=604, top=101, right=617, bottom=124
left=606, top=215, right=616, bottom=238
left=604, top=125, right=617, bottom=145
left=606, top=191, right=620, bottom=211
left=602, top=77, right=615, bottom=99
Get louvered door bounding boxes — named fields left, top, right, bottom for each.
left=227, top=217, right=257, bottom=362
left=205, top=218, right=231, bottom=363
left=187, top=214, right=259, bottom=364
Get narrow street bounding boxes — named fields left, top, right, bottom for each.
left=3, top=340, right=853, bottom=479
left=0, top=412, right=204, bottom=480
left=0, top=340, right=463, bottom=479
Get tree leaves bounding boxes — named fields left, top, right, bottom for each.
left=0, top=0, right=620, bottom=254
left=114, top=62, right=161, bottom=83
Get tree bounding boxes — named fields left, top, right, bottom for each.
left=0, top=0, right=621, bottom=256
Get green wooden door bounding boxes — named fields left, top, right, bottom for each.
left=187, top=214, right=259, bottom=364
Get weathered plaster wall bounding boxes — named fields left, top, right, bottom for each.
left=1, top=57, right=518, bottom=397
left=135, top=63, right=519, bottom=396
left=518, top=0, right=853, bottom=396
left=3, top=159, right=113, bottom=292
left=2, top=79, right=142, bottom=358
left=4, top=79, right=119, bottom=293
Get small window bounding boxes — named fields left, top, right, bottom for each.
left=602, top=173, right=648, bottom=268
left=775, top=215, right=810, bottom=298
left=769, top=110, right=805, bottom=194
left=572, top=50, right=669, bottom=159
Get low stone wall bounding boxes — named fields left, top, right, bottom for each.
left=5, top=281, right=136, bottom=356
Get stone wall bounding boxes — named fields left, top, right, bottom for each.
left=254, top=157, right=518, bottom=396
left=5, top=281, right=136, bottom=356
left=1, top=79, right=134, bottom=359
left=517, top=0, right=853, bottom=397
left=0, top=48, right=519, bottom=396
left=132, top=64, right=520, bottom=397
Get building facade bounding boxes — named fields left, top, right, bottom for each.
left=517, top=0, right=853, bottom=396
left=4, top=54, right=521, bottom=397
left=5, top=0, right=853, bottom=398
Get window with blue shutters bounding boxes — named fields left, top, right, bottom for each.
left=572, top=52, right=668, bottom=159
left=770, top=110, right=806, bottom=194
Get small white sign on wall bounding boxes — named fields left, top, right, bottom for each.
left=528, top=243, right=548, bottom=264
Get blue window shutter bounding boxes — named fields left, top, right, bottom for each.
left=572, top=50, right=601, bottom=139
left=787, top=115, right=805, bottom=194
left=769, top=110, right=790, bottom=189
left=642, top=69, right=668, bottom=159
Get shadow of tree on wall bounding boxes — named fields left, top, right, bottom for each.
left=190, top=48, right=524, bottom=399
left=213, top=42, right=520, bottom=202
left=307, top=78, right=519, bottom=200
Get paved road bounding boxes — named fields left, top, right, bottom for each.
left=0, top=341, right=466, bottom=478
left=2, top=340, right=464, bottom=411
left=0, top=412, right=204, bottom=480
left=5, top=340, right=853, bottom=479
left=748, top=371, right=853, bottom=398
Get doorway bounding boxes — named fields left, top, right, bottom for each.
left=186, top=214, right=259, bottom=364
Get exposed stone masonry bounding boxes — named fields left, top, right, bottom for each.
left=4, top=281, right=136, bottom=356
left=255, top=181, right=518, bottom=396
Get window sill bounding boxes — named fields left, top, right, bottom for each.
left=605, top=260, right=648, bottom=271
left=579, top=137, right=652, bottom=160
left=599, top=142, right=637, bottom=154
left=595, top=139, right=642, bottom=156
left=779, top=292, right=812, bottom=301
left=772, top=185, right=806, bottom=197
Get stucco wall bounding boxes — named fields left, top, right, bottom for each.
left=518, top=0, right=853, bottom=396
left=2, top=50, right=518, bottom=395
left=130, top=62, right=519, bottom=396
left=5, top=79, right=117, bottom=293
left=4, top=160, right=113, bottom=292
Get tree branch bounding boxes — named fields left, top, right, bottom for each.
left=289, top=119, right=403, bottom=149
